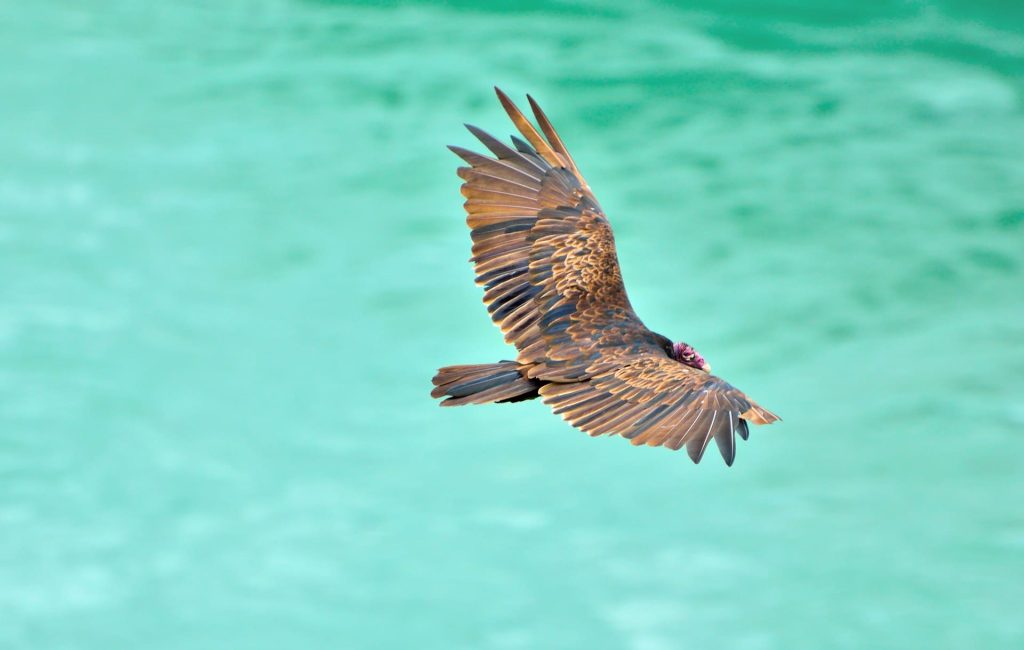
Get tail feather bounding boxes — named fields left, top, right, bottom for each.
left=432, top=361, right=541, bottom=406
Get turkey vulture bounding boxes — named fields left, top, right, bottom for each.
left=431, top=87, right=779, bottom=465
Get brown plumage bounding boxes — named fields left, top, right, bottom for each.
left=431, top=87, right=779, bottom=466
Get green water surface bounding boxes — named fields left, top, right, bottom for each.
left=2, top=1, right=1023, bottom=648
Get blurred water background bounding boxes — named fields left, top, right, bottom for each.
left=2, top=1, right=1023, bottom=648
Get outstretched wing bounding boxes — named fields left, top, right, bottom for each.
left=541, top=352, right=780, bottom=465
left=453, top=88, right=647, bottom=376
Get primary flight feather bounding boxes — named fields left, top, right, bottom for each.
left=431, top=87, right=779, bottom=466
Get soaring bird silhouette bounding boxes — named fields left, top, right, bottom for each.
left=431, top=88, right=779, bottom=465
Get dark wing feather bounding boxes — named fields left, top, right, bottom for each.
left=455, top=89, right=648, bottom=370
left=540, top=354, right=779, bottom=465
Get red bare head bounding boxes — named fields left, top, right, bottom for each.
left=672, top=342, right=711, bottom=373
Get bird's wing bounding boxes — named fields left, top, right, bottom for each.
left=453, top=88, right=648, bottom=374
left=540, top=350, right=780, bottom=465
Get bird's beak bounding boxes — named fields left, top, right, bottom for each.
left=701, top=364, right=712, bottom=373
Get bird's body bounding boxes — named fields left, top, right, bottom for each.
left=432, top=88, right=779, bottom=465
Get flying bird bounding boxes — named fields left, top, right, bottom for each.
left=431, top=88, right=779, bottom=465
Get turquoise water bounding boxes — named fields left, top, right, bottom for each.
left=2, top=1, right=1023, bottom=648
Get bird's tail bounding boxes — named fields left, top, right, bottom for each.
left=431, top=361, right=542, bottom=406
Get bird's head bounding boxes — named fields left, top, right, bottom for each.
left=672, top=342, right=711, bottom=373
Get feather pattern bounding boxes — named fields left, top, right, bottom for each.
left=435, top=88, right=779, bottom=465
